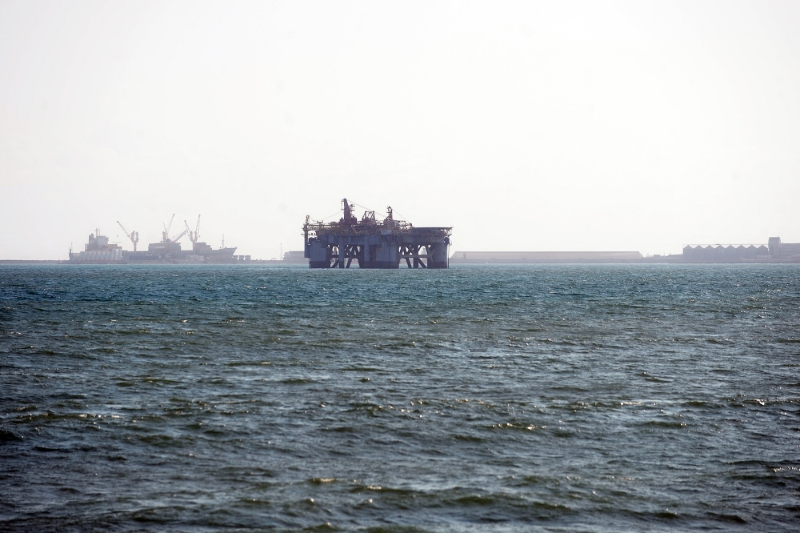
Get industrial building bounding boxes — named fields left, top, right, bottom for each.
left=449, top=251, right=643, bottom=264
left=303, top=199, right=452, bottom=268
left=768, top=237, right=800, bottom=260
left=682, top=237, right=800, bottom=262
left=283, top=251, right=307, bottom=263
left=682, top=244, right=768, bottom=262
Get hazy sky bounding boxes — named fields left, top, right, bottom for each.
left=2, top=0, right=799, bottom=259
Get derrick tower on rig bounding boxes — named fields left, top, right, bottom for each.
left=303, top=199, right=452, bottom=269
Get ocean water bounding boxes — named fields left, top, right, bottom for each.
left=1, top=264, right=799, bottom=532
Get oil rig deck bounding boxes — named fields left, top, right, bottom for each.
left=303, top=199, right=452, bottom=268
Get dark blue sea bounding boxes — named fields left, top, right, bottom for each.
left=1, top=264, right=799, bottom=532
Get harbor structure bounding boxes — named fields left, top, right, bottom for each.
left=303, top=199, right=452, bottom=268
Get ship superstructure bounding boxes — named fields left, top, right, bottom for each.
left=69, top=230, right=124, bottom=263
left=303, top=199, right=452, bottom=268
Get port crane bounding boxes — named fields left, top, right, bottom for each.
left=185, top=215, right=201, bottom=244
left=162, top=214, right=175, bottom=243
left=116, top=221, right=139, bottom=251
left=171, top=228, right=188, bottom=243
left=160, top=214, right=188, bottom=243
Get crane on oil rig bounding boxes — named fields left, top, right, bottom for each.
left=185, top=215, right=201, bottom=244
left=116, top=221, right=139, bottom=251
left=341, top=198, right=357, bottom=225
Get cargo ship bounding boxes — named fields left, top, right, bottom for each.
left=69, top=215, right=239, bottom=264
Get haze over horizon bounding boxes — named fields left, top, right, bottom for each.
left=2, top=0, right=799, bottom=260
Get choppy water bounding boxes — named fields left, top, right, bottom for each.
left=1, top=264, right=799, bottom=532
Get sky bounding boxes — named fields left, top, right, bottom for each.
left=1, top=0, right=799, bottom=259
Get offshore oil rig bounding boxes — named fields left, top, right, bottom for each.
left=303, top=199, right=452, bottom=268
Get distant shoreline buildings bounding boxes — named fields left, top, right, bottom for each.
left=8, top=202, right=800, bottom=265
left=680, top=237, right=800, bottom=263
left=450, top=237, right=800, bottom=264
left=449, top=251, right=643, bottom=264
